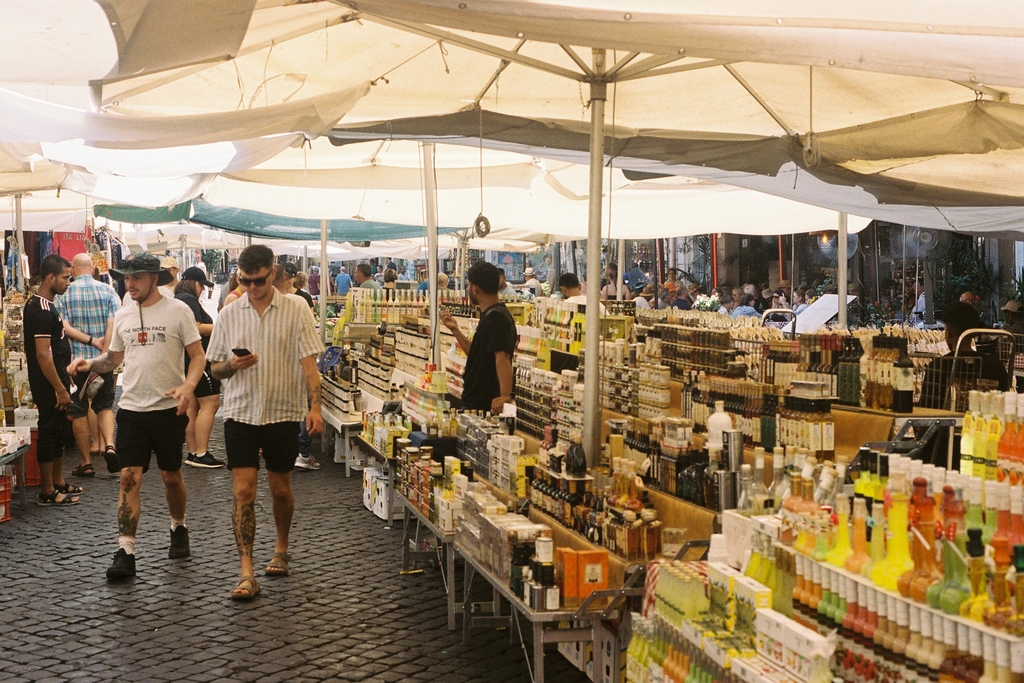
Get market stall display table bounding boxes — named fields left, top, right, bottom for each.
left=455, top=540, right=620, bottom=683
left=319, top=404, right=362, bottom=476
left=395, top=491, right=459, bottom=631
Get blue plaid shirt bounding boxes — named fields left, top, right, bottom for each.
left=55, top=275, right=120, bottom=360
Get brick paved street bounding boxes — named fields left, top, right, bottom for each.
left=0, top=415, right=590, bottom=683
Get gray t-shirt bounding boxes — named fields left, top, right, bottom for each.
left=109, top=297, right=202, bottom=412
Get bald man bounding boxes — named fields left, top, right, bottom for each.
left=55, top=254, right=121, bottom=476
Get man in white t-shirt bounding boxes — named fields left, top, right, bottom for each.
left=69, top=252, right=205, bottom=582
left=559, top=272, right=606, bottom=314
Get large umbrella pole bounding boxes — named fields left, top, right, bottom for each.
left=14, top=194, right=25, bottom=292
left=422, top=142, right=440, bottom=368
left=616, top=238, right=625, bottom=300
left=583, top=49, right=607, bottom=467
left=319, top=219, right=328, bottom=344
left=838, top=212, right=849, bottom=327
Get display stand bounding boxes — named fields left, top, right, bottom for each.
left=396, top=491, right=459, bottom=631
left=0, top=444, right=29, bottom=509
left=353, top=435, right=401, bottom=528
left=319, top=404, right=362, bottom=475
left=455, top=540, right=623, bottom=683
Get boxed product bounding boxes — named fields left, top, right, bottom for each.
left=577, top=549, right=609, bottom=603
left=556, top=547, right=579, bottom=608
left=707, top=561, right=742, bottom=631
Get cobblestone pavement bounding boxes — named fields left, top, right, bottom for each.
left=0, top=415, right=590, bottom=683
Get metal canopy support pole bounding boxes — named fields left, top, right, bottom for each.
left=838, top=212, right=849, bottom=328
left=319, top=219, right=329, bottom=344
left=616, top=238, right=625, bottom=300
left=423, top=142, right=441, bottom=368
left=583, top=49, right=607, bottom=467
left=14, top=194, right=25, bottom=292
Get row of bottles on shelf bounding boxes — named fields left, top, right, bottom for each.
left=627, top=615, right=732, bottom=683
left=346, top=288, right=434, bottom=324
left=539, top=300, right=588, bottom=354
left=961, top=390, right=1024, bottom=484
left=753, top=444, right=1024, bottom=633
left=530, top=439, right=664, bottom=562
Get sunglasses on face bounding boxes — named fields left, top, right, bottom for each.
left=238, top=273, right=270, bottom=287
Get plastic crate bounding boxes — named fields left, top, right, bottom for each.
left=19, top=428, right=40, bottom=487
left=0, top=474, right=11, bottom=522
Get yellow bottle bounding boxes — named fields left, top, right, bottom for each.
left=960, top=527, right=991, bottom=621
left=871, top=472, right=915, bottom=590
left=961, top=390, right=978, bottom=476
left=826, top=494, right=854, bottom=567
left=973, top=392, right=991, bottom=480
left=985, top=395, right=1004, bottom=481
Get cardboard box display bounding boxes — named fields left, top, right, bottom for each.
left=556, top=547, right=579, bottom=608
left=577, top=549, right=609, bottom=602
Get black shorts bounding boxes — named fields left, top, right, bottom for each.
left=36, top=403, right=71, bottom=464
left=68, top=370, right=116, bottom=419
left=115, top=408, right=188, bottom=473
left=224, top=420, right=299, bottom=473
left=194, top=362, right=221, bottom=399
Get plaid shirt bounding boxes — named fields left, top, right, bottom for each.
left=55, top=275, right=120, bottom=360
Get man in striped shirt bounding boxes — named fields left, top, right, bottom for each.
left=208, top=245, right=324, bottom=601
left=56, top=253, right=119, bottom=477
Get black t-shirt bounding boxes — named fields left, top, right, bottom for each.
left=24, top=294, right=71, bottom=405
left=175, top=292, right=211, bottom=377
left=294, top=288, right=315, bottom=309
left=461, top=303, right=517, bottom=411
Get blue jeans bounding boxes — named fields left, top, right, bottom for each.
left=298, top=419, right=311, bottom=456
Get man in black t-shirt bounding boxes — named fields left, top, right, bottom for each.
left=441, top=262, right=517, bottom=413
left=25, top=254, right=81, bottom=505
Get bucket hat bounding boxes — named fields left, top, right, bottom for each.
left=110, top=252, right=174, bottom=286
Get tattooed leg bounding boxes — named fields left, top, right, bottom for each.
left=232, top=468, right=258, bottom=578
left=117, top=467, right=143, bottom=539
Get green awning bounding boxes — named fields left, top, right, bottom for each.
left=93, top=202, right=192, bottom=223
left=189, top=200, right=462, bottom=241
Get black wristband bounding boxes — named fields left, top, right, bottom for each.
left=88, top=336, right=93, bottom=345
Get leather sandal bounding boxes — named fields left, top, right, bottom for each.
left=71, top=463, right=95, bottom=477
left=54, top=482, right=84, bottom=495
left=265, top=552, right=290, bottom=577
left=37, top=490, right=79, bottom=506
left=231, top=576, right=261, bottom=601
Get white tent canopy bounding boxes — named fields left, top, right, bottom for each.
left=21, top=1, right=1014, bottom=230
left=203, top=139, right=870, bottom=242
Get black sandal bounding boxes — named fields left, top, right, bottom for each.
left=72, top=463, right=95, bottom=477
left=102, top=446, right=119, bottom=474
left=54, top=482, right=84, bottom=495
left=37, top=490, right=79, bottom=506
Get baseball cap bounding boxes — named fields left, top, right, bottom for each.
left=180, top=266, right=214, bottom=288
left=160, top=256, right=179, bottom=270
left=282, top=262, right=298, bottom=278
left=1002, top=300, right=1023, bottom=313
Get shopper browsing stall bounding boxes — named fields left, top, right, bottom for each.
left=559, top=273, right=607, bottom=314
left=207, top=245, right=323, bottom=601
left=354, top=263, right=381, bottom=290
left=26, top=255, right=82, bottom=506
left=57, top=253, right=118, bottom=477
left=174, top=267, right=225, bottom=469
left=440, top=261, right=517, bottom=414
left=69, top=252, right=205, bottom=580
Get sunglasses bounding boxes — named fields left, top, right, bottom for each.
left=238, top=274, right=270, bottom=287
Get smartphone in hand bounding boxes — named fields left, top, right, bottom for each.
left=232, top=348, right=252, bottom=357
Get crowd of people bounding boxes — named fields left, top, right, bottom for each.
left=27, top=246, right=324, bottom=601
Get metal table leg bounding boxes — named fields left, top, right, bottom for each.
left=401, top=504, right=413, bottom=571
left=17, top=450, right=26, bottom=510
left=341, top=426, right=352, bottom=477
left=462, top=563, right=475, bottom=645
left=384, top=459, right=396, bottom=529
left=533, top=621, right=545, bottom=683
left=446, top=540, right=456, bottom=631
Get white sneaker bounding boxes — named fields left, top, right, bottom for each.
left=294, top=454, right=321, bottom=471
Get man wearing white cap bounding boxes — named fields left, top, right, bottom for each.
left=522, top=267, right=542, bottom=297
left=159, top=256, right=179, bottom=299
left=1002, top=300, right=1024, bottom=334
